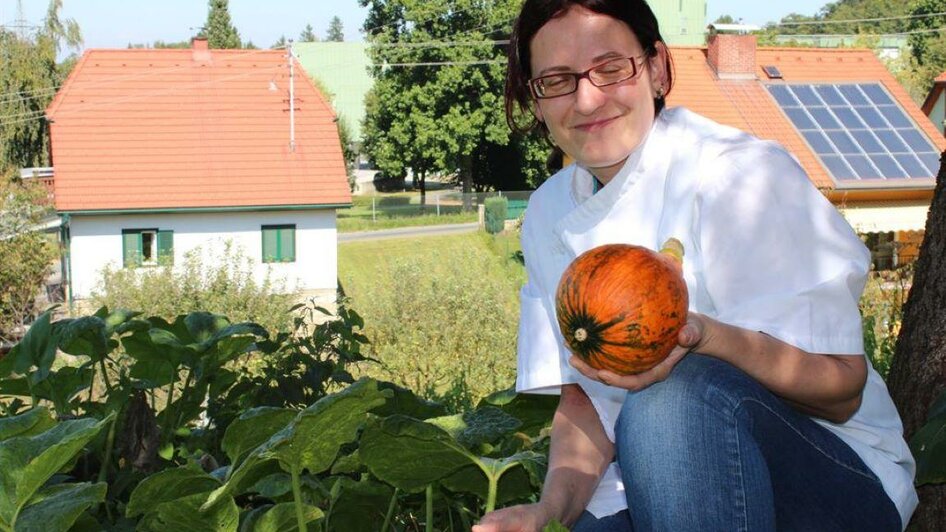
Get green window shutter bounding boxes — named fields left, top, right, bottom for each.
left=122, top=230, right=141, bottom=267
left=262, top=226, right=278, bottom=263
left=280, top=226, right=295, bottom=262
left=157, top=230, right=174, bottom=265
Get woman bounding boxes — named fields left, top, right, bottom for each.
left=473, top=1, right=917, bottom=531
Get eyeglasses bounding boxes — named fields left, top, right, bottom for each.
left=528, top=56, right=647, bottom=99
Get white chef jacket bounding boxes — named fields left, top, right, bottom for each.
left=516, top=107, right=917, bottom=527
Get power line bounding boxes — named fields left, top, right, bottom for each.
left=776, top=11, right=946, bottom=27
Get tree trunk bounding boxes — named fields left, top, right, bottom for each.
left=887, top=152, right=946, bottom=531
left=460, top=153, right=473, bottom=211
left=419, top=170, right=426, bottom=208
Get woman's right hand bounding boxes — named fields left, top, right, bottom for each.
left=472, top=502, right=554, bottom=532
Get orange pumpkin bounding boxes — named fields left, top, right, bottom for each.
left=555, top=238, right=689, bottom=375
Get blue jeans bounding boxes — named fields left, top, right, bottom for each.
left=573, top=354, right=901, bottom=532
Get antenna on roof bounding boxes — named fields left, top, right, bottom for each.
left=288, top=39, right=296, bottom=153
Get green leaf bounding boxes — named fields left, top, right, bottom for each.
left=0, top=407, right=55, bottom=442
left=206, top=379, right=389, bottom=509
left=1, top=312, right=58, bottom=380
left=360, top=415, right=474, bottom=493
left=250, top=502, right=322, bottom=532
left=221, top=407, right=297, bottom=467
left=248, top=473, right=292, bottom=499
left=428, top=407, right=522, bottom=449
left=327, top=477, right=393, bottom=532
left=372, top=381, right=447, bottom=420
left=57, top=316, right=108, bottom=361
left=102, top=308, right=143, bottom=335
left=0, top=415, right=112, bottom=527
left=126, top=467, right=222, bottom=517
left=14, top=482, right=106, bottom=532
left=479, top=388, right=558, bottom=436
left=273, top=378, right=391, bottom=476
left=329, top=450, right=363, bottom=475
left=138, top=490, right=238, bottom=532
left=441, top=452, right=546, bottom=503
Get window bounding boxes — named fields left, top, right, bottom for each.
left=122, top=228, right=173, bottom=267
left=262, top=224, right=296, bottom=263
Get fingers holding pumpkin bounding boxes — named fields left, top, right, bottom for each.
left=569, top=347, right=688, bottom=391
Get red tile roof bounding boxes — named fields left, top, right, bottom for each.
left=665, top=46, right=945, bottom=192
left=47, top=43, right=350, bottom=212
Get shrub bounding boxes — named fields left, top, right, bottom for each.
left=344, top=237, right=519, bottom=404
left=91, top=242, right=295, bottom=333
left=484, top=196, right=508, bottom=234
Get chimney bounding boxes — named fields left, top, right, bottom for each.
left=191, top=37, right=211, bottom=62
left=706, top=32, right=757, bottom=80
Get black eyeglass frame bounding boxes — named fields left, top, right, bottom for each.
left=528, top=55, right=648, bottom=100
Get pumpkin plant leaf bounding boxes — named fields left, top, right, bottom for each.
left=0, top=415, right=112, bottom=527
left=372, top=382, right=447, bottom=420
left=126, top=466, right=222, bottom=517
left=327, top=477, right=393, bottom=532
left=250, top=502, right=323, bottom=532
left=57, top=316, right=109, bottom=361
left=360, top=415, right=475, bottom=493
left=441, top=452, right=546, bottom=504
left=0, top=311, right=58, bottom=380
left=0, top=407, right=55, bottom=442
left=428, top=406, right=522, bottom=449
left=14, top=481, right=106, bottom=532
left=479, top=388, right=558, bottom=437
left=138, top=490, right=238, bottom=532
left=221, top=407, right=297, bottom=468
left=273, top=378, right=390, bottom=475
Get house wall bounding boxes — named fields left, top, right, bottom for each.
left=67, top=210, right=337, bottom=301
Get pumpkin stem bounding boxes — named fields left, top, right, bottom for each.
left=574, top=328, right=588, bottom=342
left=659, top=238, right=684, bottom=263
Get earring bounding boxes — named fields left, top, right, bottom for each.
left=655, top=86, right=665, bottom=98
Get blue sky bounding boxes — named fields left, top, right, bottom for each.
left=2, top=0, right=830, bottom=51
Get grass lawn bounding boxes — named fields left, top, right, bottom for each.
left=338, top=229, right=525, bottom=407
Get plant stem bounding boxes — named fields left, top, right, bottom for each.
left=291, top=465, right=308, bottom=532
left=99, top=358, right=114, bottom=395
left=97, top=414, right=118, bottom=522
left=162, top=367, right=178, bottom=444
left=425, top=484, right=433, bottom=532
left=381, top=488, right=398, bottom=532
left=485, top=474, right=499, bottom=514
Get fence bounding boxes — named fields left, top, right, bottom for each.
left=339, top=190, right=534, bottom=223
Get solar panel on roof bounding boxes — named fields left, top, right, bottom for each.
left=766, top=83, right=940, bottom=184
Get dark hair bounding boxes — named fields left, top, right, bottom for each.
left=504, top=0, right=674, bottom=133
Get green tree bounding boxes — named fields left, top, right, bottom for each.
left=360, top=0, right=549, bottom=205
left=272, top=35, right=288, bottom=49
left=0, top=168, right=57, bottom=343
left=0, top=0, right=81, bottom=170
left=199, top=0, right=242, bottom=49
left=713, top=15, right=736, bottom=24
left=299, top=23, right=318, bottom=42
left=326, top=16, right=345, bottom=41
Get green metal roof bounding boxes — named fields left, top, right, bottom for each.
left=294, top=42, right=373, bottom=142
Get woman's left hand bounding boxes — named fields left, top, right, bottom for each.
left=569, top=312, right=707, bottom=391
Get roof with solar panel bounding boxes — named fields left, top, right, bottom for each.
left=663, top=34, right=945, bottom=197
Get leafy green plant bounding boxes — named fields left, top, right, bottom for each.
left=0, top=408, right=112, bottom=532
left=92, top=242, right=294, bottom=334
left=859, top=265, right=912, bottom=379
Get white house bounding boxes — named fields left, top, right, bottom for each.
left=45, top=38, right=351, bottom=308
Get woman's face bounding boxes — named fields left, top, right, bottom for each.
left=529, top=6, right=667, bottom=182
